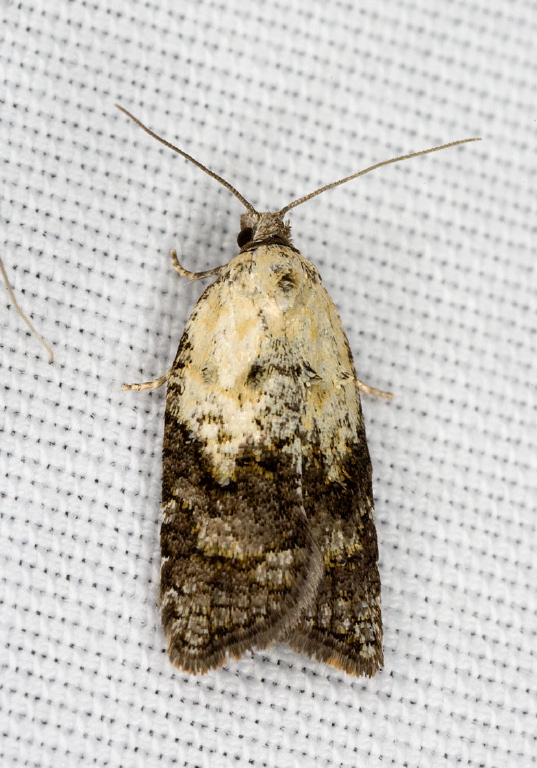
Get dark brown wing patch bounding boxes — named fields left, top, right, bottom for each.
left=161, top=399, right=323, bottom=675
left=287, top=435, right=383, bottom=677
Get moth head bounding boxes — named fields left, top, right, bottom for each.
left=237, top=211, right=292, bottom=249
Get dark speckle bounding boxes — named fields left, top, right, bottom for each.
left=246, top=362, right=264, bottom=387
left=276, top=271, right=298, bottom=294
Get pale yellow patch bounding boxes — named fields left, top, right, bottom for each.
left=170, top=244, right=366, bottom=486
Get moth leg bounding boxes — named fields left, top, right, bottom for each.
left=170, top=250, right=225, bottom=281
left=0, top=256, right=54, bottom=362
left=355, top=378, right=393, bottom=400
left=122, top=370, right=171, bottom=392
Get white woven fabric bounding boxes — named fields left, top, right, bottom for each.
left=2, top=1, right=535, bottom=766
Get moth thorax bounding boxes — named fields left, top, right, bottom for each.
left=238, top=211, right=292, bottom=248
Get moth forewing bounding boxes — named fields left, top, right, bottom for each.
left=160, top=240, right=381, bottom=676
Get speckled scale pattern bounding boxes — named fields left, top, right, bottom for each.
left=161, top=234, right=382, bottom=676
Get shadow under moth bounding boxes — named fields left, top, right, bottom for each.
left=118, top=105, right=479, bottom=677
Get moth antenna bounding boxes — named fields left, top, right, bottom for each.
left=116, top=105, right=257, bottom=214
left=279, top=137, right=482, bottom=215
left=1, top=256, right=54, bottom=362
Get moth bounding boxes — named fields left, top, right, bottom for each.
left=118, top=105, right=479, bottom=676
